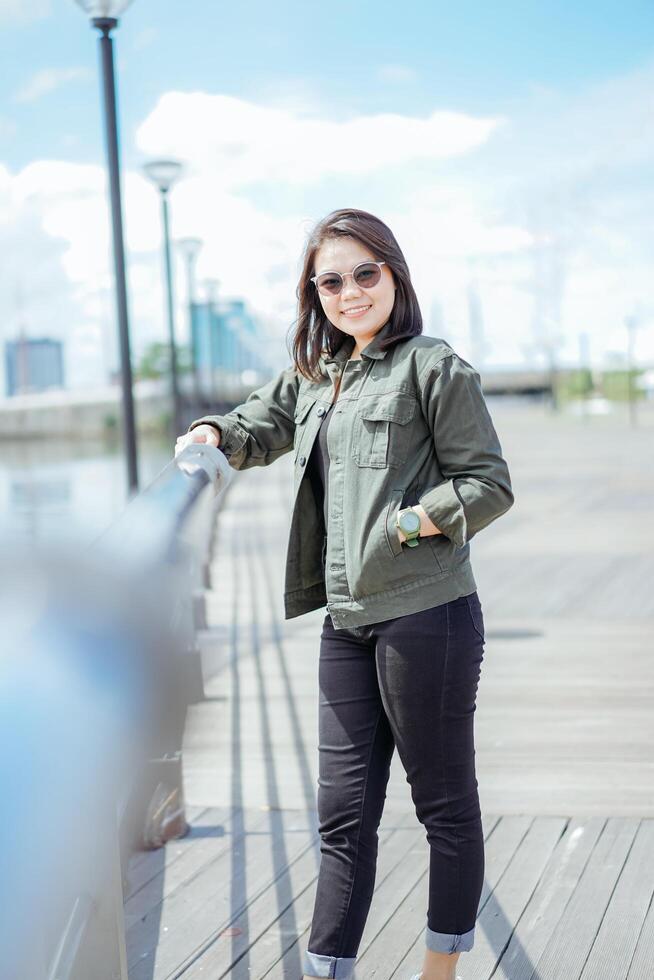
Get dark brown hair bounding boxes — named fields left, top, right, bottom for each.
left=289, top=208, right=423, bottom=381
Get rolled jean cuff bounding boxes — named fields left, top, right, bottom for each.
left=426, top=922, right=475, bottom=953
left=302, top=949, right=357, bottom=978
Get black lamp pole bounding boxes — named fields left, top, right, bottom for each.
left=89, top=14, right=139, bottom=493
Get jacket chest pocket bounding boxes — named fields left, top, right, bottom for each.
left=352, top=395, right=416, bottom=468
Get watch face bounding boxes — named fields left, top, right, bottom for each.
left=399, top=510, right=421, bottom=533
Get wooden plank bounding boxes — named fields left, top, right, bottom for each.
left=128, top=808, right=317, bottom=980
left=626, top=867, right=654, bottom=979
left=446, top=816, right=567, bottom=980
left=184, top=807, right=423, bottom=979
left=529, top=817, right=640, bottom=979
left=125, top=806, right=253, bottom=927
left=124, top=806, right=215, bottom=902
left=490, top=816, right=605, bottom=980
left=580, top=819, right=654, bottom=979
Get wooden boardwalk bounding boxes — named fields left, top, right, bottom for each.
left=125, top=397, right=654, bottom=979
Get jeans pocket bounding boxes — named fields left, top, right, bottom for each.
left=464, top=592, right=485, bottom=642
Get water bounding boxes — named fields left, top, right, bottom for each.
left=0, top=435, right=177, bottom=548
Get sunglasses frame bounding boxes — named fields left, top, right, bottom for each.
left=310, top=260, right=387, bottom=296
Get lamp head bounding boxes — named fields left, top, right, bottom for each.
left=74, top=0, right=134, bottom=17
left=142, top=159, right=184, bottom=194
left=177, top=238, right=203, bottom=261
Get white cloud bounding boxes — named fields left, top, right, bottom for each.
left=14, top=67, right=92, bottom=104
left=0, top=156, right=307, bottom=391
left=0, top=161, right=109, bottom=393
left=136, top=92, right=505, bottom=186
left=1, top=65, right=654, bottom=398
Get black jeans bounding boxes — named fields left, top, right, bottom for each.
left=302, top=592, right=486, bottom=980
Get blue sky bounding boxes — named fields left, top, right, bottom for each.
left=3, top=0, right=654, bottom=171
left=1, top=0, right=654, bottom=390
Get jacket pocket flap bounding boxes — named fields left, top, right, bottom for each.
left=294, top=398, right=316, bottom=424
left=357, top=397, right=415, bottom=425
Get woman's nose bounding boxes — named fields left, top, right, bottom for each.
left=340, top=275, right=363, bottom=300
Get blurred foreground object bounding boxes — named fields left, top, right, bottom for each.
left=0, top=442, right=232, bottom=980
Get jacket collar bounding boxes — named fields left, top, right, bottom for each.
left=322, top=318, right=395, bottom=365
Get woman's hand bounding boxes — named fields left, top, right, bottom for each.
left=396, top=504, right=443, bottom=544
left=174, top=423, right=221, bottom=457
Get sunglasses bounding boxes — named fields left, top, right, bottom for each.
left=310, top=261, right=387, bottom=297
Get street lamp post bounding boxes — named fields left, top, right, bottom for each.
left=202, top=278, right=221, bottom=397
left=143, top=159, right=184, bottom=437
left=176, top=237, right=203, bottom=407
left=74, top=0, right=139, bottom=494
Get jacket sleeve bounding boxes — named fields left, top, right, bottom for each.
left=417, top=352, right=514, bottom=547
left=186, top=363, right=300, bottom=470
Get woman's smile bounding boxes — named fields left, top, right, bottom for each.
left=341, top=304, right=372, bottom=318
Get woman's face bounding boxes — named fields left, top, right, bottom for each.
left=313, top=236, right=396, bottom=346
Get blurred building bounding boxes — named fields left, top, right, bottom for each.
left=5, top=336, right=65, bottom=397
left=191, top=297, right=267, bottom=392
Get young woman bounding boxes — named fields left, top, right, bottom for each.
left=176, top=208, right=514, bottom=980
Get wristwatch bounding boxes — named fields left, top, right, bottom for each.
left=395, top=507, right=421, bottom=548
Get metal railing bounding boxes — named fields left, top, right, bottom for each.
left=0, top=442, right=233, bottom=980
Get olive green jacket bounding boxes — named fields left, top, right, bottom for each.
left=188, top=319, right=514, bottom=630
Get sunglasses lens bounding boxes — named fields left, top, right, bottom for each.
left=316, top=273, right=343, bottom=295
left=314, top=263, right=383, bottom=295
left=353, top=263, right=382, bottom=287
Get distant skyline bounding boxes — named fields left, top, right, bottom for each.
left=1, top=0, right=653, bottom=394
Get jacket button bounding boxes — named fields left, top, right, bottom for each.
left=299, top=455, right=306, bottom=466
left=316, top=406, right=326, bottom=416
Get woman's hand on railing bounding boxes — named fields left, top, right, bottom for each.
left=174, top=424, right=221, bottom=457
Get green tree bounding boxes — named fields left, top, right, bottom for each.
left=135, top=342, right=193, bottom=380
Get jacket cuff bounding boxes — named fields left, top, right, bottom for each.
left=418, top=480, right=468, bottom=549
left=187, top=414, right=250, bottom=461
